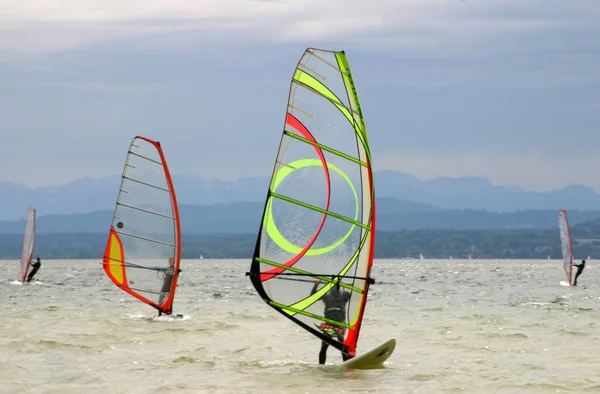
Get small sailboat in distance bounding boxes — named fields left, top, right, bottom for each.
left=102, top=136, right=182, bottom=317
left=246, top=48, right=395, bottom=369
left=558, top=210, right=574, bottom=286
left=20, top=207, right=36, bottom=283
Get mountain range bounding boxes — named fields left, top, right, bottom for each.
left=1, top=198, right=600, bottom=234
left=1, top=171, right=600, bottom=221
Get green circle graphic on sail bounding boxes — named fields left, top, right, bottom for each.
left=264, top=158, right=359, bottom=255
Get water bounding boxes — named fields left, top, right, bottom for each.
left=2, top=259, right=599, bottom=393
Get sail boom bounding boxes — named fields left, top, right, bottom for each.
left=253, top=257, right=364, bottom=293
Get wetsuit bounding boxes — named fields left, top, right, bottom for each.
left=158, top=260, right=176, bottom=307
left=158, top=270, right=173, bottom=306
left=573, top=260, right=586, bottom=286
left=158, top=258, right=182, bottom=314
left=311, top=281, right=351, bottom=364
left=26, top=260, right=41, bottom=283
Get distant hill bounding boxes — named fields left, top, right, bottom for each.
left=2, top=217, right=600, bottom=259
left=2, top=171, right=600, bottom=220
left=1, top=198, right=600, bottom=234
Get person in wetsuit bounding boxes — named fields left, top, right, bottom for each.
left=26, top=257, right=41, bottom=283
left=311, top=279, right=351, bottom=365
left=158, top=257, right=176, bottom=308
left=573, top=259, right=586, bottom=286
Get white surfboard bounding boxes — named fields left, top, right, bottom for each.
left=341, top=338, right=396, bottom=370
left=560, top=281, right=571, bottom=287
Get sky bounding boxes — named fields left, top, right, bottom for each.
left=0, top=0, right=599, bottom=191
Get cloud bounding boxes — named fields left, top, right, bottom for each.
left=2, top=0, right=596, bottom=55
left=0, top=0, right=599, bottom=192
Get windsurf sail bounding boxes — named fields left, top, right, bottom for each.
left=558, top=209, right=574, bottom=285
left=19, top=207, right=36, bottom=283
left=247, top=48, right=375, bottom=360
left=102, top=136, right=181, bottom=315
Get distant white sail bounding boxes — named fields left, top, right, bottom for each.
left=557, top=210, right=574, bottom=285
left=20, top=207, right=36, bottom=283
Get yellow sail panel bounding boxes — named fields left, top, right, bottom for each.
left=104, top=228, right=126, bottom=286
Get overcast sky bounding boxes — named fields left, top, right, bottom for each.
left=0, top=0, right=598, bottom=191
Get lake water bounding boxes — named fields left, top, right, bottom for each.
left=2, top=259, right=599, bottom=393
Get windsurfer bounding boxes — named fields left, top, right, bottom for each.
left=26, top=257, right=41, bottom=283
left=158, top=257, right=177, bottom=307
left=573, top=259, right=586, bottom=286
left=311, top=279, right=352, bottom=364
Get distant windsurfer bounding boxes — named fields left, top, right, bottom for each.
left=311, top=279, right=352, bottom=365
left=573, top=259, right=586, bottom=286
left=26, top=257, right=41, bottom=283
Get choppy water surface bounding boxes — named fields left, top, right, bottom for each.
left=1, top=259, right=599, bottom=393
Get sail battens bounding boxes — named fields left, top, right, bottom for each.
left=275, top=160, right=298, bottom=171
left=122, top=175, right=171, bottom=193
left=297, top=63, right=327, bottom=80
left=270, top=192, right=369, bottom=230
left=306, top=49, right=343, bottom=74
left=249, top=48, right=375, bottom=360
left=103, top=136, right=181, bottom=315
left=288, top=104, right=314, bottom=119
left=115, top=229, right=177, bottom=248
left=293, top=70, right=359, bottom=117
left=116, top=201, right=176, bottom=220
left=128, top=150, right=163, bottom=166
left=283, top=131, right=366, bottom=167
